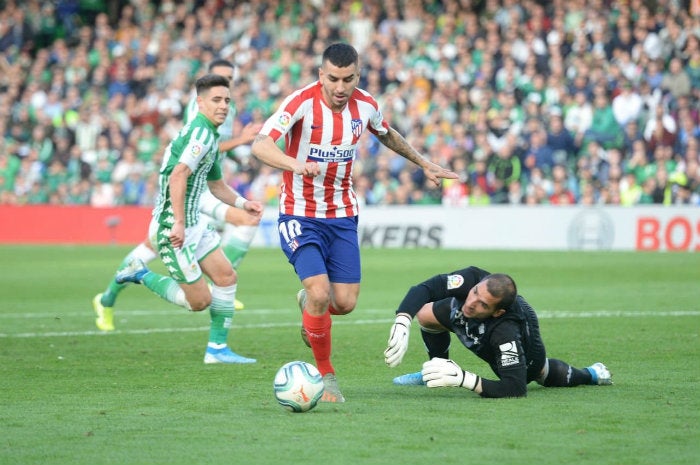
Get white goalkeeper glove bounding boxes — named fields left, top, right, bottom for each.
left=421, top=358, right=480, bottom=391
left=384, top=313, right=412, bottom=367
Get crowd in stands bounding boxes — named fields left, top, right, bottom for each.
left=1, top=0, right=699, bottom=208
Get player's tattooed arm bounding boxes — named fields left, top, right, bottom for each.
left=377, top=128, right=458, bottom=186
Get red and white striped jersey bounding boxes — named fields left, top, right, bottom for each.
left=259, top=81, right=389, bottom=218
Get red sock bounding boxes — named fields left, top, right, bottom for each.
left=302, top=310, right=334, bottom=375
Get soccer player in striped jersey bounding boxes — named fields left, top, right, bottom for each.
left=93, top=60, right=260, bottom=331
left=113, top=74, right=263, bottom=364
left=183, top=59, right=263, bottom=284
left=251, top=43, right=458, bottom=401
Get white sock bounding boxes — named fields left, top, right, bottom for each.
left=127, top=242, right=158, bottom=264
left=174, top=288, right=191, bottom=310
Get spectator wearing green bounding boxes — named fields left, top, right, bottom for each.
left=135, top=124, right=160, bottom=163
left=584, top=92, right=623, bottom=150
left=488, top=138, right=522, bottom=204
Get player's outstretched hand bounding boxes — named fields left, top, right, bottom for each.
left=422, top=358, right=480, bottom=390
left=423, top=162, right=458, bottom=187
left=238, top=122, right=264, bottom=145
left=384, top=313, right=412, bottom=367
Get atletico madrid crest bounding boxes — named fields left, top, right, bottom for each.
left=351, top=119, right=363, bottom=138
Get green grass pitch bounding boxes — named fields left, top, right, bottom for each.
left=1, top=245, right=698, bottom=465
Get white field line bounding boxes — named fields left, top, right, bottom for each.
left=0, top=309, right=698, bottom=339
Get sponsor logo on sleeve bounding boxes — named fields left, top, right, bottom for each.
left=499, top=341, right=520, bottom=367
left=190, top=143, right=202, bottom=158
left=277, top=112, right=292, bottom=128
left=446, top=274, right=464, bottom=290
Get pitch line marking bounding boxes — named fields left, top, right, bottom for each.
left=1, top=308, right=698, bottom=320
left=0, top=310, right=698, bottom=338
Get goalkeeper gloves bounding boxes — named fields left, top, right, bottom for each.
left=421, top=358, right=480, bottom=391
left=384, top=313, right=412, bottom=367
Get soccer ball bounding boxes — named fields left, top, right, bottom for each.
left=273, top=361, right=324, bottom=412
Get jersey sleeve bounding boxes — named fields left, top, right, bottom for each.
left=366, top=105, right=389, bottom=136
left=180, top=126, right=218, bottom=173
left=259, top=91, right=303, bottom=142
left=395, top=266, right=488, bottom=317
left=353, top=87, right=389, bottom=137
left=478, top=321, right=528, bottom=398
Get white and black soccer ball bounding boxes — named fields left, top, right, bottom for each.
left=273, top=361, right=324, bottom=412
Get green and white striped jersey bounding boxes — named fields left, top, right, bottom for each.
left=152, top=112, right=223, bottom=228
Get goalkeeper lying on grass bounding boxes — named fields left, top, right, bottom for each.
left=384, top=266, right=612, bottom=398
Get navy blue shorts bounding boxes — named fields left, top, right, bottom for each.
left=277, top=214, right=361, bottom=283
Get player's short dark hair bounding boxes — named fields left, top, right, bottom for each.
left=195, top=74, right=230, bottom=95
left=208, top=58, right=234, bottom=71
left=484, top=273, right=517, bottom=311
left=322, top=43, right=358, bottom=68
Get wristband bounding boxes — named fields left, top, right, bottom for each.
left=234, top=196, right=247, bottom=209
left=461, top=371, right=480, bottom=391
left=394, top=313, right=412, bottom=327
